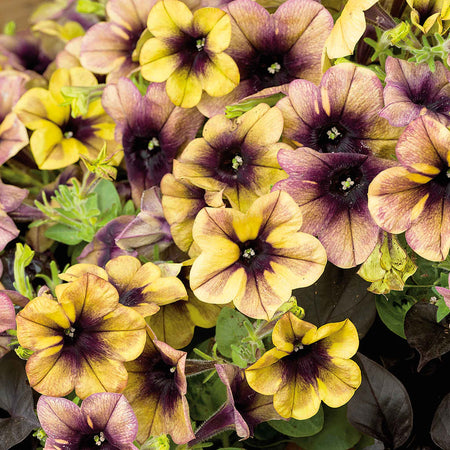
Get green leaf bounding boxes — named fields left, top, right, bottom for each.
left=375, top=293, right=415, bottom=339
left=294, top=406, right=360, bottom=450
left=94, top=179, right=121, bottom=215
left=45, top=223, right=83, bottom=245
left=269, top=406, right=324, bottom=437
left=122, top=199, right=137, bottom=215
left=215, top=308, right=253, bottom=358
left=411, top=253, right=439, bottom=285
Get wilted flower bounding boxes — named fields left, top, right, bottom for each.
left=37, top=393, right=138, bottom=449
left=16, top=273, right=146, bottom=398
left=139, top=0, right=240, bottom=108
left=276, top=63, right=401, bottom=157
left=190, top=190, right=327, bottom=320
left=123, top=328, right=195, bottom=444
left=14, top=67, right=120, bottom=169
left=368, top=116, right=450, bottom=261
left=381, top=56, right=450, bottom=127
left=102, top=78, right=204, bottom=204
left=80, top=0, right=155, bottom=81
left=173, top=103, right=290, bottom=212
left=245, top=313, right=361, bottom=420
left=274, top=147, right=394, bottom=268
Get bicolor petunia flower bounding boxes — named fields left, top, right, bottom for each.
left=80, top=0, right=155, bottom=81
left=16, top=273, right=147, bottom=399
left=368, top=115, right=450, bottom=261
left=407, top=0, right=450, bottom=33
left=77, top=216, right=137, bottom=266
left=102, top=78, right=204, bottom=204
left=0, top=72, right=29, bottom=166
left=190, top=363, right=282, bottom=445
left=123, top=328, right=195, bottom=444
left=0, top=292, right=15, bottom=359
left=173, top=103, right=290, bottom=212
left=198, top=0, right=333, bottom=116
left=161, top=173, right=210, bottom=257
left=245, top=312, right=361, bottom=420
left=0, top=179, right=28, bottom=252
left=276, top=63, right=401, bottom=158
left=37, top=393, right=138, bottom=449
left=59, top=255, right=187, bottom=317
left=274, top=147, right=395, bottom=268
left=116, top=187, right=174, bottom=260
left=139, top=0, right=240, bottom=108
left=190, top=190, right=327, bottom=320
left=380, top=56, right=450, bottom=127
left=14, top=67, right=121, bottom=170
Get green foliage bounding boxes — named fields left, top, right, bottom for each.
left=76, top=0, right=106, bottom=17
left=225, top=93, right=285, bottom=119
left=269, top=407, right=324, bottom=437
left=13, top=243, right=35, bottom=300
left=60, top=84, right=106, bottom=118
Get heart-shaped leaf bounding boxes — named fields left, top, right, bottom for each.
left=347, top=353, right=413, bottom=448
left=269, top=406, right=323, bottom=437
left=431, top=393, right=450, bottom=449
left=0, top=353, right=39, bottom=450
left=404, top=303, right=450, bottom=371
left=293, top=263, right=376, bottom=337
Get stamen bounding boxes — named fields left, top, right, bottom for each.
left=294, top=343, right=304, bottom=352
left=64, top=131, right=74, bottom=139
left=148, top=137, right=160, bottom=150
left=94, top=431, right=106, bottom=446
left=170, top=366, right=176, bottom=373
left=267, top=62, right=281, bottom=74
left=446, top=168, right=450, bottom=178
left=326, top=126, right=341, bottom=140
left=196, top=37, right=206, bottom=51
left=430, top=296, right=438, bottom=305
left=231, top=155, right=243, bottom=171
left=341, top=177, right=355, bottom=191
left=242, top=248, right=256, bottom=259
left=64, top=326, right=76, bottom=338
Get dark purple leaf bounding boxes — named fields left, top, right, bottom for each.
left=431, top=392, right=450, bottom=449
left=347, top=353, right=413, bottom=449
left=404, top=303, right=450, bottom=371
left=293, top=263, right=376, bottom=337
left=0, top=353, right=39, bottom=449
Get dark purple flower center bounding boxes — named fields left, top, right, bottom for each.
left=13, top=39, right=51, bottom=74
left=79, top=431, right=115, bottom=448
left=411, top=90, right=450, bottom=114
left=247, top=53, right=293, bottom=92
left=432, top=166, right=450, bottom=196
left=62, top=321, right=109, bottom=359
left=327, top=164, right=367, bottom=207
left=62, top=116, right=96, bottom=143
left=238, top=238, right=273, bottom=273
left=281, top=340, right=331, bottom=385
left=142, top=356, right=179, bottom=412
left=117, top=286, right=145, bottom=308
left=216, top=147, right=245, bottom=183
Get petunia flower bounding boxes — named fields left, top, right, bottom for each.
left=115, top=187, right=174, bottom=259
left=37, top=393, right=138, bottom=449
left=190, top=190, right=327, bottom=320
left=0, top=292, right=16, bottom=359
left=16, top=273, right=147, bottom=399
left=123, top=328, right=195, bottom=444
left=59, top=254, right=187, bottom=317
left=197, top=0, right=333, bottom=116
left=276, top=63, right=401, bottom=158
left=435, top=273, right=450, bottom=308
left=14, top=67, right=120, bottom=170
left=161, top=173, right=209, bottom=257
left=0, top=72, right=29, bottom=166
left=380, top=56, right=450, bottom=127
left=102, top=77, right=204, bottom=204
left=80, top=0, right=155, bottom=81
left=190, top=363, right=282, bottom=445
left=368, top=115, right=450, bottom=261
left=139, top=0, right=240, bottom=108
left=245, top=312, right=361, bottom=420
left=173, top=103, right=290, bottom=213
left=407, top=0, right=450, bottom=33
left=274, top=147, right=395, bottom=268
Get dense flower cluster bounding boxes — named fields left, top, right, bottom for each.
left=1, top=0, right=450, bottom=448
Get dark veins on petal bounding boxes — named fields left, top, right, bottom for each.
left=117, top=286, right=145, bottom=308
left=62, top=321, right=110, bottom=359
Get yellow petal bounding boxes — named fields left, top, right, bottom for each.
left=147, top=0, right=193, bottom=38
left=166, top=66, right=203, bottom=108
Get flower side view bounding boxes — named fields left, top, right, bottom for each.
left=16, top=273, right=147, bottom=399
left=139, top=0, right=240, bottom=108
left=368, top=115, right=450, bottom=261
left=245, top=312, right=361, bottom=420
left=37, top=393, right=138, bottom=449
left=189, top=190, right=327, bottom=320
